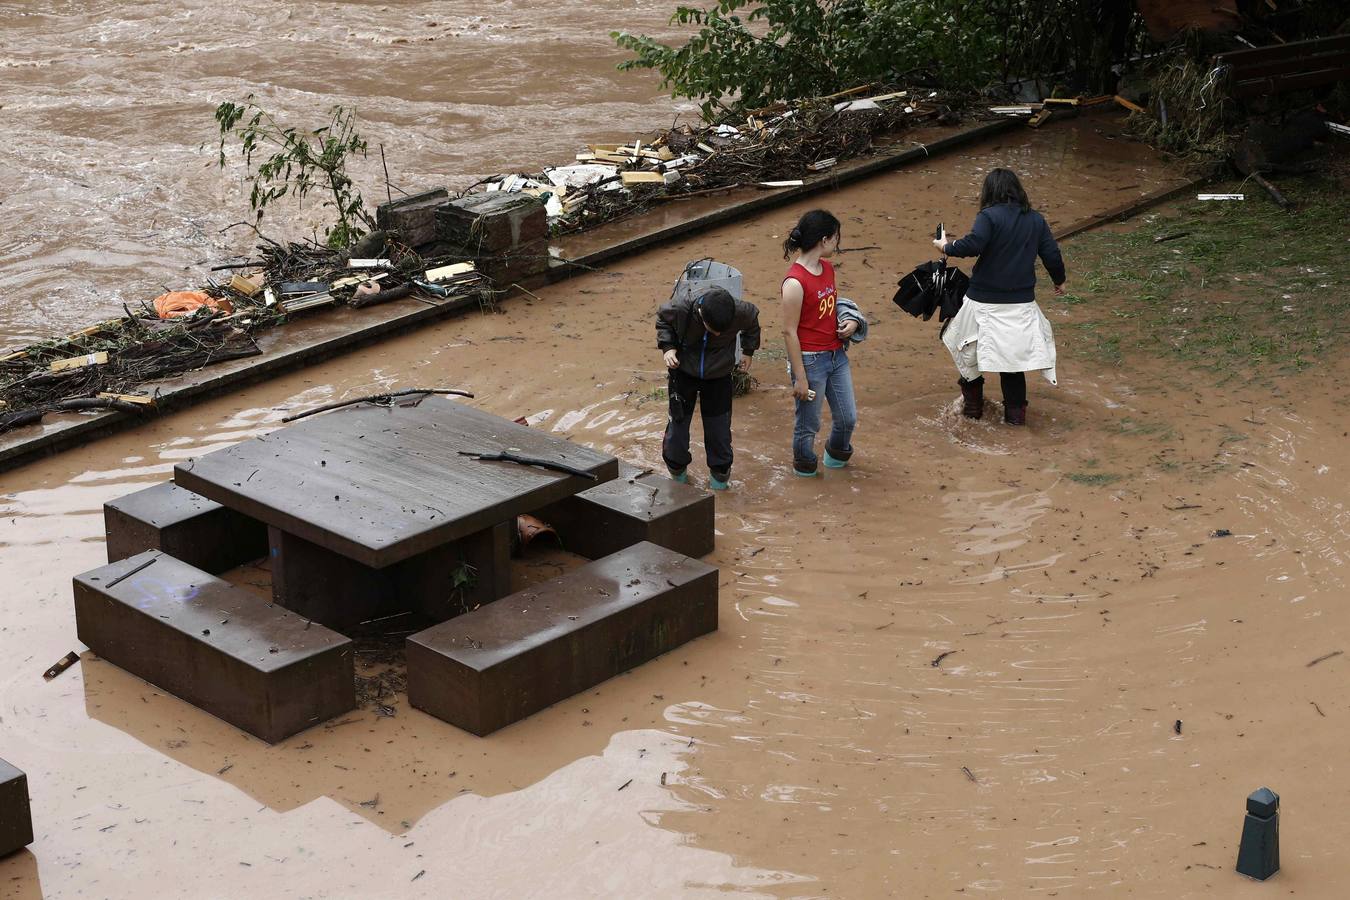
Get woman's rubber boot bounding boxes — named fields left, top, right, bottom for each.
left=1003, top=404, right=1027, bottom=426
left=668, top=466, right=689, bottom=483
left=959, top=376, right=984, bottom=420
left=823, top=447, right=850, bottom=469
left=792, top=458, right=819, bottom=478
left=709, top=470, right=730, bottom=491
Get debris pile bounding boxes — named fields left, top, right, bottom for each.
left=0, top=236, right=488, bottom=434
left=472, top=86, right=964, bottom=233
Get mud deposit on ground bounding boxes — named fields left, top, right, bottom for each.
left=4, top=123, right=1346, bottom=897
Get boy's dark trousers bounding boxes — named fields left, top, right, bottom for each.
left=662, top=369, right=733, bottom=478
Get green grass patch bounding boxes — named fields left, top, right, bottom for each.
left=1067, top=472, right=1123, bottom=486
left=1052, top=177, right=1350, bottom=376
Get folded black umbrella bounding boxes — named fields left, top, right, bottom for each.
left=892, top=260, right=969, bottom=322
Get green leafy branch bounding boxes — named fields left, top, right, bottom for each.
left=213, top=96, right=375, bottom=249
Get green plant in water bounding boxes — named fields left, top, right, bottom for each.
left=213, top=96, right=375, bottom=249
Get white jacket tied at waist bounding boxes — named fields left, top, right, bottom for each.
left=942, top=295, right=1057, bottom=385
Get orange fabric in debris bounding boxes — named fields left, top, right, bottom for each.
left=152, top=291, right=233, bottom=319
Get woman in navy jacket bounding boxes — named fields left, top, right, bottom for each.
left=934, top=168, right=1067, bottom=425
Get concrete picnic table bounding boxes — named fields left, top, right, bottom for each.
left=174, top=396, right=617, bottom=630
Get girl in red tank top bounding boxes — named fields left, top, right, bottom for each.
left=780, top=209, right=859, bottom=477
left=783, top=258, right=842, bottom=352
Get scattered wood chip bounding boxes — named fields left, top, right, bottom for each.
left=43, top=651, right=80, bottom=681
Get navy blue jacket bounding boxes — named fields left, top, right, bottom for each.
left=943, top=202, right=1066, bottom=303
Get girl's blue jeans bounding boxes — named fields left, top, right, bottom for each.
left=791, top=348, right=857, bottom=473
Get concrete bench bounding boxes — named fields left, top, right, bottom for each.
left=105, top=482, right=268, bottom=575
left=536, top=464, right=715, bottom=560
left=406, top=541, right=718, bottom=735
left=0, top=758, right=32, bottom=858
left=73, top=550, right=355, bottom=743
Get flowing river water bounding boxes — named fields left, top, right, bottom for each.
left=5, top=4, right=1350, bottom=898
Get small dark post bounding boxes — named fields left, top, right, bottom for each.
left=1236, top=787, right=1280, bottom=880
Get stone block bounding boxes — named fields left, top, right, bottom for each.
left=0, top=758, right=33, bottom=858
left=269, top=521, right=512, bottom=632
left=435, top=193, right=547, bottom=256
left=105, top=482, right=268, bottom=575
left=406, top=541, right=717, bottom=735
left=376, top=187, right=450, bottom=248
left=73, top=551, right=355, bottom=743
left=537, top=463, right=715, bottom=559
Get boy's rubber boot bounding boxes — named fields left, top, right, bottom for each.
left=823, top=448, right=848, bottom=469
left=668, top=467, right=689, bottom=483
left=1003, top=404, right=1027, bottom=426
left=709, top=471, right=730, bottom=491
left=792, top=458, right=819, bottom=478
left=959, top=376, right=985, bottom=419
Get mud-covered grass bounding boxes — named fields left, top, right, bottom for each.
left=1054, top=172, right=1350, bottom=379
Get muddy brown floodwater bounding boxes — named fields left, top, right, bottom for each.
left=3, top=109, right=1349, bottom=899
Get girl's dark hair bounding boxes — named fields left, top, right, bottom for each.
left=979, top=168, right=1031, bottom=212
left=782, top=209, right=841, bottom=259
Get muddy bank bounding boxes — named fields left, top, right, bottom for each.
left=4, top=120, right=1347, bottom=897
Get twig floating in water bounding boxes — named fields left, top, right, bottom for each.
left=617, top=779, right=633, bottom=792
left=931, top=650, right=957, bottom=668
left=1307, top=650, right=1343, bottom=668
left=961, top=766, right=978, bottom=783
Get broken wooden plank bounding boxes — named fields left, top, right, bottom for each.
left=1114, top=95, right=1146, bottom=113
left=758, top=180, right=805, bottom=189
left=424, top=262, right=477, bottom=282
left=621, top=171, right=666, bottom=185
left=819, top=83, right=876, bottom=102
left=97, top=392, right=155, bottom=406
left=228, top=274, right=263, bottom=297
left=50, top=351, right=108, bottom=373
left=66, top=319, right=121, bottom=340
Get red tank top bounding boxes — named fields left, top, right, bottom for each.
left=784, top=260, right=842, bottom=352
